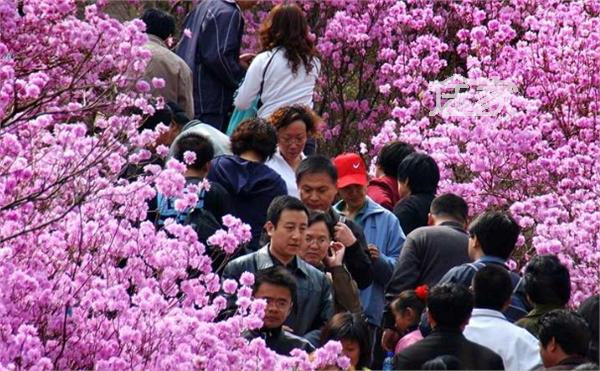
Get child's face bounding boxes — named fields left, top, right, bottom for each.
left=341, top=339, right=361, bottom=369
left=394, top=308, right=414, bottom=333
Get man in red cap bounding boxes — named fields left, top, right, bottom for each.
left=332, top=152, right=406, bottom=369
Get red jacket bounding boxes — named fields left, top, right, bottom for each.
left=367, top=175, right=400, bottom=211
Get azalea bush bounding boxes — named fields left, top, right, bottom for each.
left=1, top=0, right=598, bottom=368
left=0, top=1, right=348, bottom=369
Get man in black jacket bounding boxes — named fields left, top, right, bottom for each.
left=393, top=283, right=504, bottom=370
left=382, top=193, right=471, bottom=350
left=437, top=211, right=530, bottom=322
left=243, top=266, right=315, bottom=355
left=222, top=196, right=333, bottom=347
left=295, top=155, right=373, bottom=290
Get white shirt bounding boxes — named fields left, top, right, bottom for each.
left=464, top=308, right=543, bottom=371
left=169, top=121, right=232, bottom=158
left=234, top=48, right=320, bottom=119
left=266, top=148, right=305, bottom=197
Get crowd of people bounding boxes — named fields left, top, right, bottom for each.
left=136, top=1, right=599, bottom=370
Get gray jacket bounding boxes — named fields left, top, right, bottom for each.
left=222, top=245, right=334, bottom=346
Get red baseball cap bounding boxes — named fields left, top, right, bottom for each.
left=333, top=153, right=368, bottom=188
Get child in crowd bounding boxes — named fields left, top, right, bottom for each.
left=391, top=285, right=427, bottom=353
left=321, top=312, right=372, bottom=370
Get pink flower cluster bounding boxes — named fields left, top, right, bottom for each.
left=207, top=215, right=252, bottom=254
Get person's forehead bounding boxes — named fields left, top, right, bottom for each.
left=298, top=171, right=335, bottom=186
left=279, top=209, right=308, bottom=223
left=255, top=282, right=292, bottom=299
left=279, top=120, right=307, bottom=133
left=307, top=222, right=329, bottom=235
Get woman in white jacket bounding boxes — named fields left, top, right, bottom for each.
left=234, top=3, right=320, bottom=120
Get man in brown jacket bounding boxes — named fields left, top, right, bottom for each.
left=141, top=9, right=194, bottom=119
left=299, top=211, right=362, bottom=314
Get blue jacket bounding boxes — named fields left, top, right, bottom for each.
left=177, top=0, right=244, bottom=117
left=334, top=197, right=405, bottom=326
left=207, top=155, right=287, bottom=250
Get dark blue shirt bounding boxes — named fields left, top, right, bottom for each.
left=207, top=155, right=287, bottom=251
left=438, top=256, right=530, bottom=322
left=177, top=0, right=245, bottom=118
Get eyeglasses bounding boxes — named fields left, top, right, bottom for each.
left=260, top=297, right=292, bottom=310
left=280, top=136, right=307, bottom=145
left=306, top=236, right=330, bottom=246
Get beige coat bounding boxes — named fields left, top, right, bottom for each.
left=143, top=35, right=194, bottom=119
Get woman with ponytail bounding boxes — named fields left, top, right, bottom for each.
left=391, top=285, right=428, bottom=353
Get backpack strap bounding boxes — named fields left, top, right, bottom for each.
left=182, top=188, right=207, bottom=224
left=156, top=192, right=179, bottom=226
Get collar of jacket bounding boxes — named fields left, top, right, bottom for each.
left=257, top=245, right=310, bottom=277
left=438, top=220, right=467, bottom=232
left=333, top=196, right=385, bottom=221
left=257, top=326, right=283, bottom=339
left=475, top=255, right=508, bottom=266
left=556, top=356, right=588, bottom=367
left=526, top=304, right=564, bottom=318
left=147, top=34, right=166, bottom=48
left=430, top=326, right=464, bottom=335
left=471, top=308, right=507, bottom=321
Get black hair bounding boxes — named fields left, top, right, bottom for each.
left=524, top=254, right=571, bottom=306
left=391, top=289, right=427, bottom=324
left=421, top=355, right=465, bottom=370
left=427, top=283, right=473, bottom=329
left=376, top=141, right=416, bottom=178
left=172, top=133, right=214, bottom=172
left=230, top=118, right=277, bottom=162
left=296, top=155, right=338, bottom=184
left=253, top=266, right=298, bottom=306
left=539, top=309, right=591, bottom=357
left=321, top=312, right=372, bottom=369
left=396, top=152, right=440, bottom=194
left=472, top=265, right=513, bottom=311
left=430, top=193, right=469, bottom=224
left=266, top=195, right=309, bottom=227
left=141, top=8, right=175, bottom=40
left=139, top=106, right=173, bottom=132
left=166, top=101, right=190, bottom=127
left=578, top=295, right=599, bottom=364
left=307, top=211, right=335, bottom=240
left=468, top=211, right=520, bottom=260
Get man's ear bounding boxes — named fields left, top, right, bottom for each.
left=472, top=235, right=482, bottom=251
left=501, top=297, right=511, bottom=312
left=548, top=337, right=558, bottom=352
left=427, top=213, right=434, bottom=226
left=265, top=221, right=275, bottom=237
